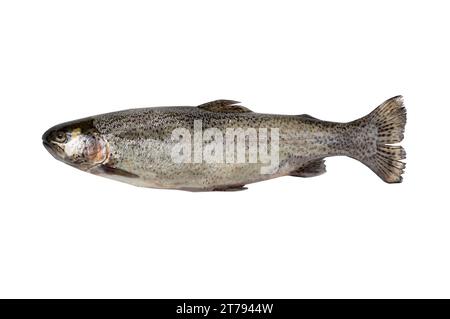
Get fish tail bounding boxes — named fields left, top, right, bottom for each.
left=350, top=95, right=407, bottom=183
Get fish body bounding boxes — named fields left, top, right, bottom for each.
left=42, top=96, right=406, bottom=191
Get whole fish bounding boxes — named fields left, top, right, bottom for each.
left=42, top=96, right=406, bottom=191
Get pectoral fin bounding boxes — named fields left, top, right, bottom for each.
left=198, top=100, right=252, bottom=113
left=290, top=159, right=326, bottom=178
left=96, top=164, right=139, bottom=178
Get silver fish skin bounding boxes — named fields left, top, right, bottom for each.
left=42, top=96, right=406, bottom=191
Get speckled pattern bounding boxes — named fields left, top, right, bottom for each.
left=42, top=96, right=406, bottom=190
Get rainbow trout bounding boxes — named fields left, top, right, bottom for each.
left=42, top=96, right=406, bottom=191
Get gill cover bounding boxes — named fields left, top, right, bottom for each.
left=65, top=129, right=109, bottom=166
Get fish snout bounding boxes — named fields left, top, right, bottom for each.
left=42, top=126, right=66, bottom=159
left=42, top=127, right=53, bottom=146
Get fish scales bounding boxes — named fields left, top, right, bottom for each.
left=42, top=96, right=406, bottom=191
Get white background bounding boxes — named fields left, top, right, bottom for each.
left=0, top=0, right=449, bottom=298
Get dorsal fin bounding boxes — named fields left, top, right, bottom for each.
left=298, top=114, right=320, bottom=121
left=198, top=99, right=252, bottom=113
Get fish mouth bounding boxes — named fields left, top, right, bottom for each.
left=43, top=140, right=92, bottom=171
left=43, top=140, right=54, bottom=153
left=42, top=140, right=52, bottom=151
left=43, top=140, right=64, bottom=159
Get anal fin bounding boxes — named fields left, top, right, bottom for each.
left=290, top=159, right=326, bottom=178
left=212, top=184, right=247, bottom=191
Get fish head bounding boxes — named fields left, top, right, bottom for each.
left=42, top=118, right=109, bottom=170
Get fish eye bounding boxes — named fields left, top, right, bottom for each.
left=54, top=131, right=67, bottom=143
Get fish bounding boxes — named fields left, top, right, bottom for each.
left=42, top=96, right=406, bottom=191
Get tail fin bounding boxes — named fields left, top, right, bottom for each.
left=354, top=96, right=407, bottom=183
